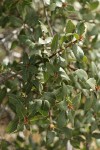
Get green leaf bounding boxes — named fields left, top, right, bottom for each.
left=28, top=99, right=42, bottom=116
left=67, top=111, right=74, bottom=125
left=30, top=115, right=42, bottom=124
left=91, top=122, right=98, bottom=132
left=33, top=80, right=43, bottom=94
left=71, top=139, right=80, bottom=149
left=89, top=1, right=99, bottom=10
left=44, top=0, right=50, bottom=5
left=65, top=85, right=73, bottom=96
left=84, top=98, right=93, bottom=111
left=10, top=40, right=18, bottom=50
left=62, top=83, right=73, bottom=97
left=62, top=127, right=72, bottom=139
left=82, top=55, right=88, bottom=63
left=91, top=62, right=97, bottom=76
left=57, top=111, right=67, bottom=128
left=25, top=7, right=38, bottom=26
left=49, top=3, right=56, bottom=11
left=73, top=93, right=81, bottom=109
left=9, top=94, right=21, bottom=106
left=75, top=69, right=88, bottom=80
left=59, top=34, right=73, bottom=45
left=66, top=20, right=75, bottom=33
left=47, top=131, right=56, bottom=144
left=25, top=39, right=35, bottom=49
left=43, top=92, right=56, bottom=104
left=51, top=34, right=59, bottom=51
left=17, top=123, right=24, bottom=131
left=39, top=21, right=48, bottom=33
left=0, top=88, right=6, bottom=104
left=19, top=35, right=29, bottom=44
left=22, top=67, right=30, bottom=81
left=39, top=37, right=52, bottom=44
left=76, top=22, right=85, bottom=35
left=82, top=88, right=89, bottom=97
left=66, top=5, right=75, bottom=12
left=6, top=118, right=18, bottom=133
left=73, top=33, right=80, bottom=40
left=34, top=99, right=42, bottom=111
left=8, top=94, right=26, bottom=117
left=72, top=45, right=84, bottom=60
left=29, top=99, right=42, bottom=116
left=57, top=100, right=67, bottom=111
left=86, top=78, right=96, bottom=90
left=30, top=55, right=41, bottom=65
left=59, top=67, right=70, bottom=81
left=9, top=16, right=23, bottom=27
left=23, top=52, right=29, bottom=64
left=93, top=101, right=100, bottom=113
left=92, top=133, right=100, bottom=139
left=42, top=100, right=50, bottom=110
left=90, top=26, right=100, bottom=36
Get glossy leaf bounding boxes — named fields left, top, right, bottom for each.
left=75, top=69, right=88, bottom=80
left=6, top=118, right=18, bottom=133
left=76, top=22, right=85, bottom=35
left=51, top=34, right=59, bottom=51
left=73, top=93, right=81, bottom=109
left=66, top=20, right=75, bottom=33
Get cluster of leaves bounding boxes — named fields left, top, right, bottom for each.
left=0, top=0, right=100, bottom=149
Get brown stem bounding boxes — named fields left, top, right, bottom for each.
left=49, top=39, right=78, bottom=59
left=86, top=135, right=90, bottom=150
left=86, top=142, right=90, bottom=150
left=0, top=71, right=21, bottom=85
left=42, top=0, right=53, bottom=36
left=48, top=109, right=52, bottom=122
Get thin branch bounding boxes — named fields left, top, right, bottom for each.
left=49, top=39, right=78, bottom=59
left=0, top=39, right=79, bottom=85
left=0, top=71, right=21, bottom=85
left=68, top=16, right=99, bottom=25
left=68, top=64, right=77, bottom=71
left=42, top=0, right=53, bottom=36
left=86, top=142, right=90, bottom=150
left=85, top=134, right=90, bottom=150
left=49, top=109, right=53, bottom=123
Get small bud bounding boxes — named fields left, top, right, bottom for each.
left=62, top=2, right=67, bottom=8
left=49, top=123, right=55, bottom=130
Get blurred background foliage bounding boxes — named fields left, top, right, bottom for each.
left=0, top=0, right=100, bottom=150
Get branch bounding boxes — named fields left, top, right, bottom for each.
left=68, top=64, right=77, bottom=71
left=49, top=39, right=78, bottom=59
left=0, top=71, right=21, bottom=85
left=86, top=142, right=90, bottom=150
left=42, top=0, right=53, bottom=36
left=85, top=134, right=90, bottom=150
left=68, top=16, right=99, bottom=24
left=0, top=39, right=79, bottom=85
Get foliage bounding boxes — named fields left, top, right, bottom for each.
left=0, top=0, right=100, bottom=149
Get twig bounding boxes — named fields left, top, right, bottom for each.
left=86, top=135, right=90, bottom=150
left=49, top=109, right=53, bottom=123
left=42, top=0, right=53, bottom=36
left=49, top=39, right=78, bottom=59
left=0, top=39, right=78, bottom=85
left=0, top=71, right=21, bottom=85
left=35, top=39, right=78, bottom=66
left=86, top=142, right=90, bottom=150
left=68, top=64, right=77, bottom=71
left=68, top=16, right=99, bottom=24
